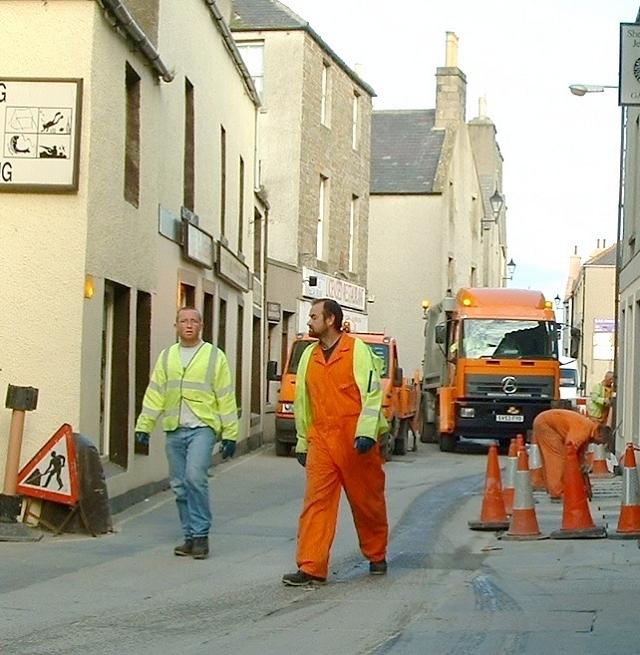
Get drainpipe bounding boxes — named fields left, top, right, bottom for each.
left=98, top=0, right=174, bottom=83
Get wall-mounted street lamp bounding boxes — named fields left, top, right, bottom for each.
left=481, top=188, right=504, bottom=230
left=554, top=294, right=562, bottom=309
left=569, top=84, right=617, bottom=96
left=502, top=258, right=516, bottom=282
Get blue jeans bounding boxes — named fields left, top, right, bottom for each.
left=165, top=426, right=216, bottom=539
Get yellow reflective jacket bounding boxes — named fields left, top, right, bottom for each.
left=135, top=342, right=239, bottom=440
left=294, top=336, right=388, bottom=454
left=587, top=381, right=610, bottom=422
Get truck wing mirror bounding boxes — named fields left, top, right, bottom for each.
left=393, top=366, right=404, bottom=387
left=435, top=324, right=446, bottom=344
left=266, top=360, right=281, bottom=382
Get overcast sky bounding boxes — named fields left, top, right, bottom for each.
left=281, top=0, right=638, bottom=302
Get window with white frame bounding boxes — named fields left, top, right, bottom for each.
left=236, top=41, right=265, bottom=101
left=317, top=175, right=328, bottom=260
left=321, top=62, right=331, bottom=127
left=352, top=91, right=360, bottom=150
left=349, top=195, right=359, bottom=272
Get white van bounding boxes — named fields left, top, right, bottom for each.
left=559, top=359, right=580, bottom=408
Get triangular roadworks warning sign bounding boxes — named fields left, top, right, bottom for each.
left=17, top=424, right=79, bottom=506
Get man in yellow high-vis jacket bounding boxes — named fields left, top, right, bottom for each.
left=135, top=307, right=239, bottom=559
left=587, top=371, right=613, bottom=425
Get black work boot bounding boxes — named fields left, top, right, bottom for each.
left=174, top=539, right=193, bottom=557
left=192, top=536, right=209, bottom=560
left=282, top=569, right=326, bottom=586
left=369, top=559, right=388, bottom=575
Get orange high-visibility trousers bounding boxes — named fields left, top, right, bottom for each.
left=296, top=338, right=388, bottom=579
left=533, top=409, right=598, bottom=498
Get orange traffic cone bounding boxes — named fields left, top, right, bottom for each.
left=550, top=443, right=607, bottom=539
left=590, top=443, right=613, bottom=478
left=502, top=439, right=517, bottom=515
left=516, top=433, right=525, bottom=451
left=502, top=448, right=545, bottom=540
left=611, top=444, right=640, bottom=539
left=468, top=443, right=510, bottom=531
left=528, top=436, right=546, bottom=491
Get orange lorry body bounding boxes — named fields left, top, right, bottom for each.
left=422, top=288, right=566, bottom=451
left=272, top=331, right=419, bottom=458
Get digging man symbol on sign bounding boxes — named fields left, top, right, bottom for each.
left=42, top=451, right=66, bottom=491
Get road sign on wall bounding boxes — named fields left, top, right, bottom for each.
left=0, top=78, right=83, bottom=192
left=620, top=24, right=640, bottom=105
left=17, top=424, right=79, bottom=506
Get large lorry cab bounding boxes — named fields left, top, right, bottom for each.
left=422, top=288, right=580, bottom=451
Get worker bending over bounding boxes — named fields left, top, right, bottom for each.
left=532, top=408, right=610, bottom=499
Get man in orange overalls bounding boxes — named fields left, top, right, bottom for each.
left=533, top=408, right=609, bottom=499
left=282, top=298, right=388, bottom=586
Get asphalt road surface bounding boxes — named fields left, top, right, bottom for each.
left=1, top=442, right=638, bottom=654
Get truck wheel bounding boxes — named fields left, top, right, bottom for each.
left=439, top=433, right=456, bottom=452
left=420, top=420, right=437, bottom=443
left=420, top=396, right=438, bottom=443
left=393, top=419, right=409, bottom=456
left=275, top=439, right=291, bottom=457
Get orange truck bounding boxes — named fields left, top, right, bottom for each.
left=421, top=288, right=579, bottom=451
left=268, top=329, right=420, bottom=459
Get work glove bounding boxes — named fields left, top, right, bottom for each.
left=354, top=436, right=376, bottom=454
left=135, top=432, right=150, bottom=447
left=296, top=452, right=307, bottom=467
left=221, top=439, right=236, bottom=460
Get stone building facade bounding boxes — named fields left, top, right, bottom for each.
left=368, top=33, right=507, bottom=372
left=564, top=244, right=616, bottom=398
left=231, top=0, right=374, bottom=407
left=0, top=0, right=263, bottom=504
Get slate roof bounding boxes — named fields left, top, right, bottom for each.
left=585, top=243, right=616, bottom=266
left=231, top=0, right=375, bottom=96
left=231, top=0, right=306, bottom=29
left=370, top=110, right=445, bottom=194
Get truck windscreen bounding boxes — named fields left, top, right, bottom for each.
left=461, top=319, right=558, bottom=359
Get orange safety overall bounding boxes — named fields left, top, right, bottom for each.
left=533, top=409, right=599, bottom=498
left=296, top=336, right=388, bottom=579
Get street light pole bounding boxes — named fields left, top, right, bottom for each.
left=569, top=82, right=623, bottom=447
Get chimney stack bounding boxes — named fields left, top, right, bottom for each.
left=435, top=31, right=467, bottom=129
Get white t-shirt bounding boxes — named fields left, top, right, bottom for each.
left=179, top=341, right=208, bottom=428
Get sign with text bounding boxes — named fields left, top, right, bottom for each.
left=301, top=267, right=366, bottom=311
left=216, top=241, right=250, bottom=291
left=267, top=301, right=281, bottom=322
left=17, top=424, right=79, bottom=506
left=0, top=78, right=82, bottom=191
left=182, top=219, right=214, bottom=269
left=593, top=318, right=615, bottom=361
left=620, top=24, right=640, bottom=105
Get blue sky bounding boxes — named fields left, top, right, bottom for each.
left=282, top=0, right=638, bottom=302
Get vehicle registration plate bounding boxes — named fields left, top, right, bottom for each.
left=496, top=414, right=524, bottom=423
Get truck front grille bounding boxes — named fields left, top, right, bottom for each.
left=465, top=374, right=554, bottom=399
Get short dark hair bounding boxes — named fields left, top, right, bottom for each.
left=313, top=298, right=343, bottom=330
left=598, top=424, right=613, bottom=449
